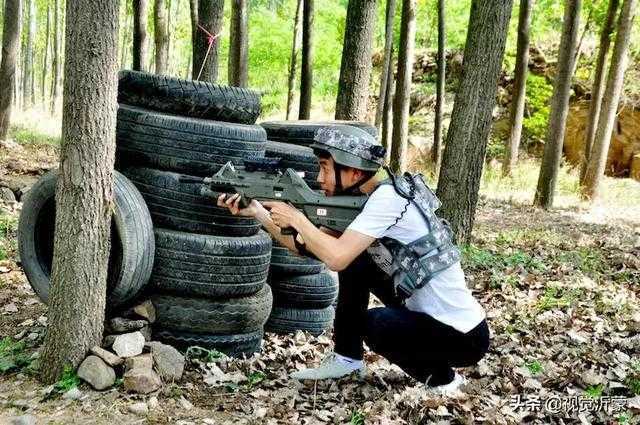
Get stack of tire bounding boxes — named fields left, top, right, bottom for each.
left=115, top=70, right=273, bottom=357
left=259, top=120, right=377, bottom=336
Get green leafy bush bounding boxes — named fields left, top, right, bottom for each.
left=522, top=74, right=554, bottom=143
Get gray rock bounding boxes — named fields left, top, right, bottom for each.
left=127, top=401, right=149, bottom=416
left=178, top=396, right=193, bottom=410
left=90, top=346, right=124, bottom=367
left=103, top=335, right=116, bottom=347
left=140, top=325, right=152, bottom=342
left=62, top=387, right=83, bottom=400
left=112, top=332, right=145, bottom=358
left=77, top=355, right=116, bottom=390
left=133, top=300, right=156, bottom=323
left=147, top=395, right=160, bottom=411
left=0, top=187, right=16, bottom=202
left=108, top=317, right=148, bottom=333
left=10, top=415, right=36, bottom=425
left=125, top=353, right=153, bottom=372
left=149, top=341, right=185, bottom=382
left=123, top=368, right=162, bottom=394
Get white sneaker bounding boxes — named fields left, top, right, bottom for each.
left=423, top=372, right=467, bottom=397
left=290, top=353, right=366, bottom=380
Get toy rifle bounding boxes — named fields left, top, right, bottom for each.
left=180, top=158, right=367, bottom=234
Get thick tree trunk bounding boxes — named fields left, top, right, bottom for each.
left=381, top=49, right=394, bottom=159
left=193, top=0, right=224, bottom=82
left=286, top=0, right=303, bottom=120
left=334, top=0, right=377, bottom=121
left=431, top=0, right=445, bottom=171
left=132, top=0, right=149, bottom=71
left=22, top=0, right=35, bottom=108
left=389, top=0, right=416, bottom=173
left=189, top=0, right=198, bottom=77
left=0, top=0, right=21, bottom=140
left=579, top=0, right=619, bottom=183
left=298, top=0, right=314, bottom=119
left=228, top=0, right=248, bottom=87
left=375, top=0, right=396, bottom=130
left=50, top=0, right=61, bottom=114
left=533, top=0, right=581, bottom=209
left=581, top=0, right=636, bottom=200
left=435, top=0, right=513, bottom=243
left=154, top=0, right=169, bottom=75
left=39, top=0, right=119, bottom=384
left=502, top=0, right=532, bottom=176
left=41, top=5, right=51, bottom=107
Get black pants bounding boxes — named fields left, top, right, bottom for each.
left=334, top=253, right=490, bottom=386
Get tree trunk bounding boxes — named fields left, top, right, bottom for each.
left=42, top=5, right=51, bottom=107
left=22, top=0, right=35, bottom=108
left=435, top=0, right=513, bottom=243
left=375, top=0, right=396, bottom=130
left=286, top=0, right=303, bottom=120
left=132, top=0, right=149, bottom=71
left=298, top=0, right=314, bottom=119
left=533, top=0, right=581, bottom=209
left=228, top=0, right=248, bottom=87
left=334, top=0, right=377, bottom=121
left=431, top=0, right=446, bottom=171
left=50, top=0, right=61, bottom=114
left=579, top=0, right=619, bottom=183
left=389, top=0, right=416, bottom=173
left=581, top=0, right=636, bottom=200
left=154, top=0, right=169, bottom=75
left=502, top=0, right=532, bottom=176
left=193, top=0, right=224, bottom=82
left=39, top=0, right=119, bottom=384
left=381, top=48, right=394, bottom=160
left=0, top=0, right=21, bottom=140
left=189, top=0, right=198, bottom=77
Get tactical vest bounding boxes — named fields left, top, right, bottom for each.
left=372, top=173, right=460, bottom=300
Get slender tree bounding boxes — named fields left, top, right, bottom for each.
left=389, top=0, right=416, bottom=173
left=0, top=0, right=21, bottom=140
left=22, top=0, right=35, bottom=108
left=39, top=0, right=119, bottom=383
left=286, top=0, right=303, bottom=120
left=189, top=0, right=198, bottom=76
left=298, top=0, right=314, bottom=119
left=375, top=0, right=396, bottom=130
left=41, top=5, right=51, bottom=107
left=381, top=49, right=394, bottom=159
left=580, top=0, right=619, bottom=182
left=431, top=0, right=446, bottom=172
left=503, top=0, right=533, bottom=176
left=334, top=0, right=377, bottom=121
left=582, top=0, right=636, bottom=199
left=50, top=0, right=61, bottom=113
left=154, top=0, right=169, bottom=75
left=533, top=0, right=581, bottom=208
left=436, top=0, right=513, bottom=242
left=132, top=0, right=149, bottom=71
left=228, top=0, right=249, bottom=87
left=193, top=0, right=224, bottom=82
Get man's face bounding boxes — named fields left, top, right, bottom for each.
left=317, top=156, right=360, bottom=196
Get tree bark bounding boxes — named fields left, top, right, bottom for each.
left=154, top=0, right=169, bottom=75
left=581, top=0, right=636, bottom=200
left=298, top=0, right=314, bottom=119
left=39, top=0, right=119, bottom=384
left=533, top=0, right=581, bottom=209
left=50, top=0, right=61, bottom=114
left=431, top=0, right=446, bottom=171
left=389, top=0, right=416, bottom=173
left=286, top=0, right=303, bottom=120
left=502, top=0, right=532, bottom=176
left=41, top=5, right=51, bottom=107
left=22, top=0, right=35, bottom=108
left=228, top=0, right=249, bottom=87
left=435, top=0, right=513, bottom=243
left=132, top=0, right=149, bottom=71
left=189, top=0, right=198, bottom=77
left=334, top=0, right=377, bottom=121
left=381, top=48, right=394, bottom=160
left=375, top=0, right=396, bottom=130
left=193, top=0, right=224, bottom=82
left=579, top=0, right=619, bottom=183
left=0, top=0, right=21, bottom=140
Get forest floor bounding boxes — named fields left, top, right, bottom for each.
left=0, top=133, right=639, bottom=425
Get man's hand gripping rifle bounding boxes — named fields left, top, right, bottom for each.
left=181, top=158, right=367, bottom=234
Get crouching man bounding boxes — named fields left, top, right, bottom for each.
left=217, top=126, right=489, bottom=395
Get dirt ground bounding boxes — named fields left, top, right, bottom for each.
left=1, top=142, right=639, bottom=424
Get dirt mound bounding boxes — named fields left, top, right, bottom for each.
left=564, top=101, right=640, bottom=180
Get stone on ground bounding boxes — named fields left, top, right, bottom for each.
left=109, top=317, right=148, bottom=333
left=10, top=415, right=36, bottom=425
left=123, top=368, right=162, bottom=394
left=77, top=355, right=116, bottom=391
left=127, top=401, right=149, bottom=416
left=112, top=332, right=145, bottom=358
left=125, top=353, right=153, bottom=372
left=148, top=341, right=185, bottom=381
left=90, top=346, right=124, bottom=367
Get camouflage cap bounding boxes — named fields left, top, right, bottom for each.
left=309, top=125, right=386, bottom=172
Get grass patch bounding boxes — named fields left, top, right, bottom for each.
left=185, top=346, right=225, bottom=363
left=54, top=366, right=81, bottom=392
left=584, top=384, right=604, bottom=398
left=0, top=338, right=33, bottom=374
left=536, top=284, right=582, bottom=312
left=349, top=410, right=366, bottom=425
left=494, top=228, right=564, bottom=247
left=525, top=360, right=543, bottom=376
left=9, top=124, right=60, bottom=146
left=462, top=245, right=545, bottom=273
left=557, top=247, right=607, bottom=276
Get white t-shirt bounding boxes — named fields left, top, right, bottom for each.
left=346, top=184, right=486, bottom=334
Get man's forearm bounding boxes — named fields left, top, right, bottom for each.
left=291, top=214, right=342, bottom=268
left=255, top=208, right=299, bottom=253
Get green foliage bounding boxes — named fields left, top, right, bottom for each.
left=584, top=384, right=604, bottom=398
left=462, top=244, right=545, bottom=289
left=54, top=366, right=81, bottom=392
left=525, top=360, right=543, bottom=376
left=185, top=346, right=225, bottom=363
left=349, top=409, right=366, bottom=425
left=536, top=284, right=582, bottom=312
left=9, top=124, right=60, bottom=145
left=0, top=212, right=18, bottom=262
left=522, top=74, right=554, bottom=143
left=246, top=371, right=266, bottom=389
left=557, top=247, right=606, bottom=276
left=0, top=338, right=32, bottom=374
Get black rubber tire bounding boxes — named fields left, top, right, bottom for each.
left=118, top=70, right=262, bottom=124
left=270, top=272, right=338, bottom=309
left=260, top=120, right=378, bottom=145
left=152, top=285, right=273, bottom=335
left=152, top=228, right=271, bottom=297
left=155, top=329, right=263, bottom=358
left=120, top=167, right=261, bottom=237
left=265, top=306, right=334, bottom=336
left=264, top=140, right=319, bottom=188
left=116, top=105, right=267, bottom=176
left=17, top=170, right=155, bottom=308
left=270, top=241, right=325, bottom=276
